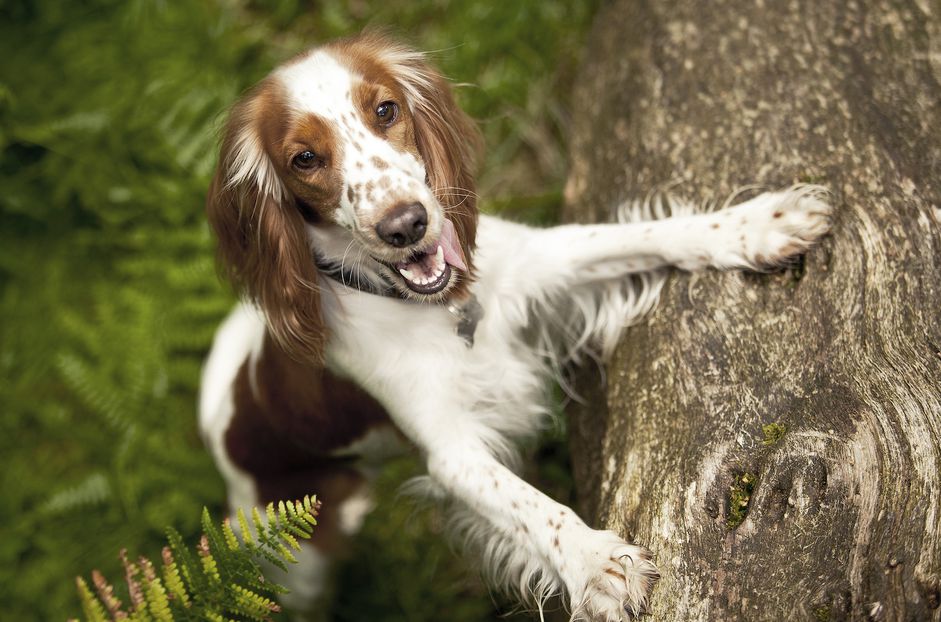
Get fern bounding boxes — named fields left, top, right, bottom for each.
left=70, top=497, right=319, bottom=622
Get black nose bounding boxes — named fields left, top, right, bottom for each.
left=375, top=202, right=428, bottom=248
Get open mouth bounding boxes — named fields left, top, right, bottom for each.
left=395, top=246, right=453, bottom=294
left=388, top=218, right=466, bottom=296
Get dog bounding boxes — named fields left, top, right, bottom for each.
left=198, top=32, right=831, bottom=620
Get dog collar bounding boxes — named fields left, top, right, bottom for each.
left=448, top=295, right=484, bottom=348
left=315, top=257, right=482, bottom=347
left=316, top=257, right=400, bottom=298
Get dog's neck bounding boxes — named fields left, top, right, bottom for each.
left=307, top=223, right=483, bottom=347
left=313, top=252, right=401, bottom=299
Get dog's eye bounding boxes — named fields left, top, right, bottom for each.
left=293, top=150, right=321, bottom=170
left=376, top=101, right=399, bottom=127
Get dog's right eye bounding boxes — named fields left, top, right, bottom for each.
left=293, top=151, right=321, bottom=170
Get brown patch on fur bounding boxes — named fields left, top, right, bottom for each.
left=347, top=48, right=420, bottom=159
left=275, top=112, right=345, bottom=213
left=773, top=211, right=783, bottom=218
left=226, top=333, right=393, bottom=467
left=370, top=156, right=389, bottom=169
left=605, top=568, right=626, bottom=582
left=225, top=334, right=397, bottom=550
left=711, top=223, right=720, bottom=229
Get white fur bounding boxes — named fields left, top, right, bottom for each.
left=203, top=187, right=830, bottom=619
left=312, top=188, right=829, bottom=620
left=199, top=304, right=265, bottom=515
left=200, top=45, right=833, bottom=621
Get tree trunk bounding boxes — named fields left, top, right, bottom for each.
left=563, top=1, right=941, bottom=620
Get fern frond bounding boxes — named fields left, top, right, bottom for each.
left=228, top=584, right=281, bottom=620
left=222, top=518, right=240, bottom=551
left=236, top=508, right=254, bottom=546
left=139, top=557, right=173, bottom=622
left=120, top=549, right=146, bottom=612
left=75, top=577, right=109, bottom=622
left=251, top=507, right=265, bottom=538
left=90, top=570, right=124, bottom=619
left=278, top=530, right=300, bottom=552
left=165, top=528, right=198, bottom=598
left=73, top=501, right=317, bottom=620
left=43, top=472, right=111, bottom=515
left=160, top=547, right=189, bottom=606
left=197, top=535, right=222, bottom=585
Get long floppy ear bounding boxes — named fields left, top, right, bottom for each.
left=377, top=38, right=484, bottom=272
left=206, top=89, right=326, bottom=362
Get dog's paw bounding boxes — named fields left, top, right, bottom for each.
left=722, top=185, right=832, bottom=270
left=566, top=533, right=660, bottom=621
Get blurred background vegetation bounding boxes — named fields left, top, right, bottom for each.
left=0, top=0, right=599, bottom=619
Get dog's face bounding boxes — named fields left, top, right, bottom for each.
left=265, top=50, right=466, bottom=297
left=207, top=34, right=482, bottom=360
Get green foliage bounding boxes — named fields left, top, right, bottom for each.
left=761, top=422, right=787, bottom=446
left=72, top=497, right=319, bottom=621
left=0, top=0, right=597, bottom=620
left=727, top=472, right=757, bottom=529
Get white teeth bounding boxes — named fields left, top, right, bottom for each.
left=397, top=246, right=448, bottom=289
left=433, top=246, right=445, bottom=277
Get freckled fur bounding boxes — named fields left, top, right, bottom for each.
left=201, top=32, right=833, bottom=622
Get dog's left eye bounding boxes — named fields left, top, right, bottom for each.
left=293, top=150, right=321, bottom=170
left=376, top=101, right=399, bottom=127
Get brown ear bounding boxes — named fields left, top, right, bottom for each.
left=206, top=94, right=326, bottom=362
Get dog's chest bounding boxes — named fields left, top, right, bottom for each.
left=323, top=287, right=546, bottom=437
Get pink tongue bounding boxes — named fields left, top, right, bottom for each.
left=439, top=218, right=467, bottom=272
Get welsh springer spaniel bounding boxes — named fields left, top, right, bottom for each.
left=199, top=32, right=831, bottom=620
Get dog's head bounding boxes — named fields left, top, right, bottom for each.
left=207, top=32, right=482, bottom=361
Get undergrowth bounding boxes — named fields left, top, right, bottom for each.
left=0, top=0, right=597, bottom=619
left=73, top=497, right=319, bottom=622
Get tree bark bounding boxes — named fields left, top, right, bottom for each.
left=563, top=1, right=941, bottom=620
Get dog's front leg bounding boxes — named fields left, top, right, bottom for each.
left=514, top=185, right=830, bottom=294
left=419, top=431, right=659, bottom=619
left=325, top=318, right=658, bottom=617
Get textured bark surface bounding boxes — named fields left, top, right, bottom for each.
left=563, top=1, right=941, bottom=620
